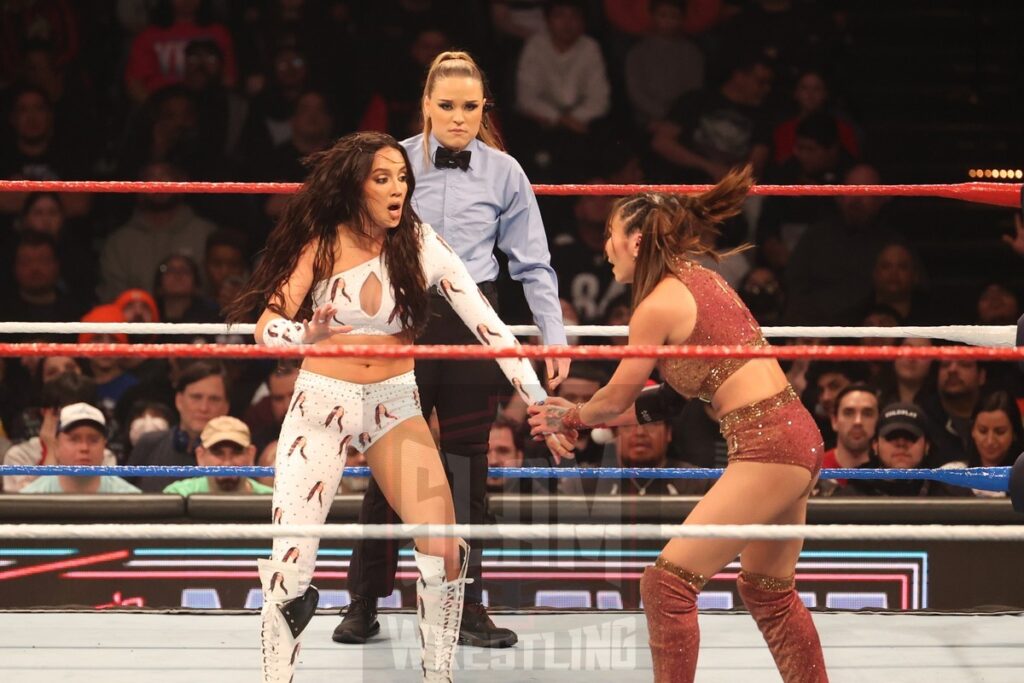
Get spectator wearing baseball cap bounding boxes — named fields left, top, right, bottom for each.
left=162, top=416, right=272, bottom=496
left=875, top=402, right=929, bottom=466
left=20, top=403, right=141, bottom=494
left=844, top=402, right=964, bottom=497
left=2, top=371, right=119, bottom=493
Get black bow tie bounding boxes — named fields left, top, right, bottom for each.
left=434, top=147, right=471, bottom=171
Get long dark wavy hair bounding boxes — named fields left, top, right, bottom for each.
left=225, top=132, right=429, bottom=337
left=608, top=165, right=755, bottom=309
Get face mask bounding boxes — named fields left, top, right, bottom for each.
left=130, top=415, right=169, bottom=445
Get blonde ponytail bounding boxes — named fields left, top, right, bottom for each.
left=421, top=50, right=504, bottom=164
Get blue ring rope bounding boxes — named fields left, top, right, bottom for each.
left=0, top=465, right=1009, bottom=492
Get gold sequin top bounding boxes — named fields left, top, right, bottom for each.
left=659, top=260, right=769, bottom=402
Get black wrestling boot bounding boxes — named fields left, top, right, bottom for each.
left=331, top=594, right=381, bottom=644
left=458, top=601, right=518, bottom=648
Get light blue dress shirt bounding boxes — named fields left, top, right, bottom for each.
left=401, top=133, right=567, bottom=345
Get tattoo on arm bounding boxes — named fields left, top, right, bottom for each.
left=545, top=407, right=568, bottom=431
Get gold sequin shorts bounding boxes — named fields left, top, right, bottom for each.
left=719, top=385, right=824, bottom=477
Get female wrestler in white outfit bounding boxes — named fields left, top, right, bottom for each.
left=226, top=131, right=561, bottom=682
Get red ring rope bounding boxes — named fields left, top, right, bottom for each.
left=1, top=342, right=1022, bottom=361
left=0, top=180, right=1019, bottom=208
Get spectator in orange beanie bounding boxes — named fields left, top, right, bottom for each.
left=78, top=304, right=128, bottom=344
left=77, top=305, right=138, bottom=420
left=114, top=288, right=160, bottom=323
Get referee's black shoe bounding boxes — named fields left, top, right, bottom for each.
left=332, top=595, right=380, bottom=644
left=459, top=602, right=518, bottom=648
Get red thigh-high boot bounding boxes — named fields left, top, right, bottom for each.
left=639, top=557, right=706, bottom=683
left=737, top=571, right=828, bottom=683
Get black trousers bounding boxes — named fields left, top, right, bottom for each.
left=346, top=283, right=507, bottom=604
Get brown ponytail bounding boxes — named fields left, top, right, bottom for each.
left=609, top=165, right=755, bottom=308
left=686, top=164, right=754, bottom=226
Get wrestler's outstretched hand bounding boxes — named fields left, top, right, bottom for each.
left=543, top=432, right=577, bottom=465
left=528, top=398, right=579, bottom=464
left=545, top=356, right=571, bottom=392
left=303, top=304, right=352, bottom=343
left=527, top=397, right=573, bottom=437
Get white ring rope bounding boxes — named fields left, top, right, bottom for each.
left=0, top=322, right=1015, bottom=346
left=1, top=523, right=1023, bottom=541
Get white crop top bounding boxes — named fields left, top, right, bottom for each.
left=312, top=255, right=399, bottom=337
left=309, top=224, right=547, bottom=404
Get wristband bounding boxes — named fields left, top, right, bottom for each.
left=560, top=402, right=590, bottom=431
left=635, top=383, right=686, bottom=425
left=262, top=318, right=307, bottom=347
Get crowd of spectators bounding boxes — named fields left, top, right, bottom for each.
left=1, top=0, right=1021, bottom=501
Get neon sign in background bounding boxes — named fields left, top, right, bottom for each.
left=1, top=544, right=928, bottom=611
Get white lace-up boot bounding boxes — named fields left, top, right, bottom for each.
left=415, top=539, right=472, bottom=682
left=258, top=558, right=319, bottom=682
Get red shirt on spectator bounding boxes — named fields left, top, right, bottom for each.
left=125, top=21, right=237, bottom=97
left=603, top=0, right=721, bottom=36
left=820, top=449, right=848, bottom=488
left=773, top=115, right=859, bottom=163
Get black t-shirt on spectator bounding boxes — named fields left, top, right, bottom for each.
left=669, top=399, right=728, bottom=469
left=840, top=456, right=970, bottom=497
left=756, top=157, right=851, bottom=257
left=0, top=142, right=88, bottom=183
left=783, top=213, right=895, bottom=325
left=255, top=140, right=309, bottom=183
left=0, top=293, right=88, bottom=325
left=916, top=392, right=972, bottom=466
left=550, top=236, right=627, bottom=325
left=0, top=225, right=98, bottom=304
left=663, top=89, right=772, bottom=180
